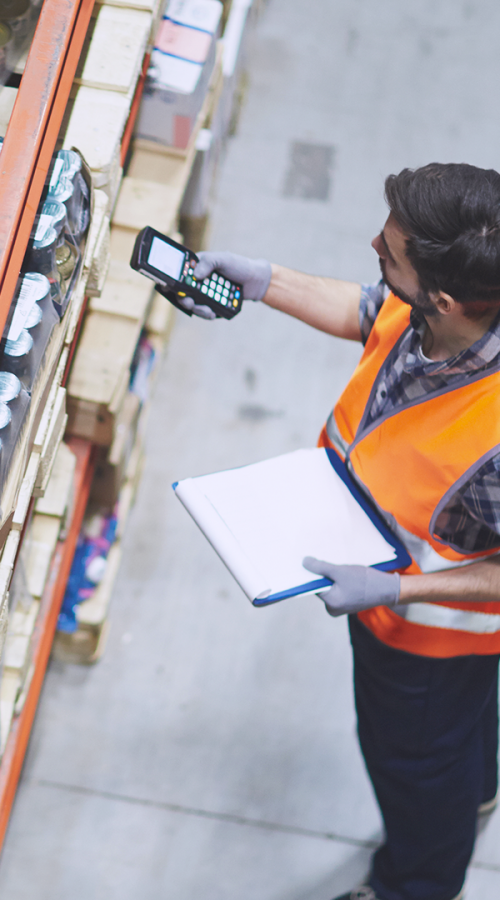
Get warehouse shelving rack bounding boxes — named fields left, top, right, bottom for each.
left=0, top=0, right=151, bottom=849
left=0, top=0, right=254, bottom=854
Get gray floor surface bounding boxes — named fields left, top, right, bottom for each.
left=1, top=0, right=500, bottom=897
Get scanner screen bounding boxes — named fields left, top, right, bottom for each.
left=148, top=237, right=185, bottom=280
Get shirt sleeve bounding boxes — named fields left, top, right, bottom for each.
left=433, top=454, right=500, bottom=554
left=359, top=279, right=386, bottom=345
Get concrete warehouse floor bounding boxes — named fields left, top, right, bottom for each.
left=1, top=0, right=500, bottom=897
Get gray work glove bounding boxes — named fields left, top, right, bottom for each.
left=175, top=251, right=272, bottom=319
left=196, top=251, right=272, bottom=300
left=302, top=557, right=401, bottom=617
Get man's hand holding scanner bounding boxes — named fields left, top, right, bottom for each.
left=175, top=251, right=272, bottom=318
left=130, top=228, right=249, bottom=320
left=303, top=557, right=401, bottom=616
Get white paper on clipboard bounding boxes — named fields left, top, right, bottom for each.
left=174, top=448, right=398, bottom=603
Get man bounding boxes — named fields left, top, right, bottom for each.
left=189, top=163, right=500, bottom=900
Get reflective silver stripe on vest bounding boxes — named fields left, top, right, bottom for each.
left=325, top=411, right=349, bottom=459
left=398, top=602, right=500, bottom=634
left=385, top=517, right=491, bottom=574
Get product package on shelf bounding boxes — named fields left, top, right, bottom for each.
left=57, top=508, right=118, bottom=634
left=217, top=0, right=253, bottom=139
left=0, top=143, right=92, bottom=550
left=2, top=274, right=60, bottom=392
left=179, top=125, right=220, bottom=248
left=23, top=149, right=92, bottom=318
left=0, top=0, right=42, bottom=87
left=53, top=505, right=123, bottom=664
left=137, top=0, right=222, bottom=148
left=0, top=365, right=31, bottom=526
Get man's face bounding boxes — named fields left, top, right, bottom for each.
left=371, top=214, right=437, bottom=316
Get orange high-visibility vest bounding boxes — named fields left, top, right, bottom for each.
left=319, top=291, right=500, bottom=658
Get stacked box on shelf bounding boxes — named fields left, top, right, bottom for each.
left=110, top=40, right=224, bottom=263
left=62, top=3, right=154, bottom=210
left=179, top=0, right=255, bottom=249
left=54, top=290, right=173, bottom=665
left=66, top=262, right=155, bottom=443
left=136, top=0, right=223, bottom=149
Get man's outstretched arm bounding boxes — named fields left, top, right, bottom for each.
left=193, top=251, right=362, bottom=341
left=263, top=264, right=362, bottom=341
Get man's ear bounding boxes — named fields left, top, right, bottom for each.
left=433, top=291, right=457, bottom=315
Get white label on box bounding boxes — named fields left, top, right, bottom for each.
left=49, top=157, right=64, bottom=189
left=8, top=279, right=39, bottom=342
left=34, top=214, right=52, bottom=242
left=151, top=49, right=202, bottom=93
left=195, top=127, right=212, bottom=151
left=166, top=0, right=222, bottom=34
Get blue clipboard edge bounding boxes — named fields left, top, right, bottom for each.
left=253, top=448, right=411, bottom=607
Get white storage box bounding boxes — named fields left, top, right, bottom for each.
left=136, top=0, right=222, bottom=149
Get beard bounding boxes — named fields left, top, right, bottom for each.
left=379, top=260, right=437, bottom=317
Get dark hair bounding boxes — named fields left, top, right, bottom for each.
left=385, top=163, right=500, bottom=316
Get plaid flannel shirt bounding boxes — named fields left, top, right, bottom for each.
left=359, top=281, right=500, bottom=554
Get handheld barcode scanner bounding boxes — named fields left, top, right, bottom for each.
left=130, top=227, right=243, bottom=319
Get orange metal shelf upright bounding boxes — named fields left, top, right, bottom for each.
left=0, top=439, right=96, bottom=850
left=0, top=0, right=96, bottom=850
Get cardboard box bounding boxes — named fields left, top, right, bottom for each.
left=136, top=0, right=222, bottom=148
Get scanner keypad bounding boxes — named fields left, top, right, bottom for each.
left=182, top=259, right=241, bottom=308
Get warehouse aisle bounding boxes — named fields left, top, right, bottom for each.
left=1, top=0, right=500, bottom=897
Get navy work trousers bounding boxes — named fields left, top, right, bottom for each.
left=349, top=614, right=500, bottom=900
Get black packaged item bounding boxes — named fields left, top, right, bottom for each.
left=6, top=272, right=51, bottom=344
left=47, top=171, right=85, bottom=242
left=24, top=227, right=63, bottom=307
left=0, top=0, right=41, bottom=88
left=55, top=150, right=90, bottom=241
left=36, top=199, right=67, bottom=246
left=26, top=225, right=57, bottom=276
left=0, top=401, right=11, bottom=429
left=56, top=240, right=78, bottom=282
left=0, top=22, right=12, bottom=84
left=52, top=228, right=81, bottom=318
left=0, top=0, right=31, bottom=43
left=0, top=384, right=30, bottom=497
left=47, top=175, right=73, bottom=212
left=6, top=283, right=59, bottom=391
left=3, top=329, right=33, bottom=385
left=0, top=371, right=21, bottom=402
left=24, top=302, right=42, bottom=329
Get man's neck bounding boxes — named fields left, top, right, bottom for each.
left=422, top=307, right=499, bottom=361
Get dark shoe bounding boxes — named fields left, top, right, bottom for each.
left=478, top=790, right=498, bottom=815
left=332, top=885, right=464, bottom=900
left=331, top=888, right=379, bottom=900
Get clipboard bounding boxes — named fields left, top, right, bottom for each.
left=173, top=447, right=411, bottom=606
